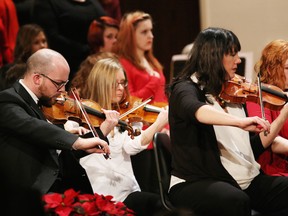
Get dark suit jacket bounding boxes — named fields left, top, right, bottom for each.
left=0, top=81, right=87, bottom=194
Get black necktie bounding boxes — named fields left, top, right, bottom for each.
left=37, top=100, right=42, bottom=109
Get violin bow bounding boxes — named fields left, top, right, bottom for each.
left=119, top=97, right=152, bottom=120
left=70, top=88, right=110, bottom=159
left=257, top=73, right=268, bottom=136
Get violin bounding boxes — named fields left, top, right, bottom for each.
left=117, top=95, right=168, bottom=125
left=143, top=101, right=168, bottom=125
left=219, top=75, right=288, bottom=111
left=117, top=95, right=146, bottom=123
left=42, top=92, right=141, bottom=139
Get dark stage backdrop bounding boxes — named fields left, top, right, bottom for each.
left=120, top=0, right=200, bottom=84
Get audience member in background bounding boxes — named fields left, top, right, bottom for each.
left=0, top=0, right=19, bottom=67
left=87, top=16, right=119, bottom=54
left=0, top=48, right=110, bottom=195
left=113, top=11, right=169, bottom=193
left=246, top=39, right=288, bottom=176
left=0, top=23, right=48, bottom=90
left=168, top=27, right=288, bottom=216
left=70, top=52, right=119, bottom=95
left=13, top=24, right=48, bottom=63
left=32, top=0, right=106, bottom=83
left=77, top=57, right=169, bottom=216
left=99, top=0, right=122, bottom=22
left=2, top=63, right=27, bottom=90
left=113, top=10, right=167, bottom=104
left=13, top=0, right=34, bottom=26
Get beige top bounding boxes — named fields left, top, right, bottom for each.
left=209, top=95, right=260, bottom=189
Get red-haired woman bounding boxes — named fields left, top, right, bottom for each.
left=113, top=11, right=167, bottom=104
left=246, top=39, right=288, bottom=176
left=113, top=11, right=169, bottom=194
left=87, top=16, right=119, bottom=54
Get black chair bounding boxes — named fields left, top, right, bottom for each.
left=153, top=132, right=263, bottom=216
left=153, top=132, right=175, bottom=212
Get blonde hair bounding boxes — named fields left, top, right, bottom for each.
left=71, top=52, right=119, bottom=94
left=255, top=39, right=288, bottom=89
left=85, top=58, right=126, bottom=110
left=113, top=10, right=163, bottom=71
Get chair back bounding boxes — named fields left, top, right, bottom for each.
left=153, top=133, right=265, bottom=215
left=153, top=132, right=175, bottom=211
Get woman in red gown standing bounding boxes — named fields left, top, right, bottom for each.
left=113, top=11, right=168, bottom=193
left=113, top=11, right=167, bottom=104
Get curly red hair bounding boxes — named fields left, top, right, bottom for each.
left=255, top=39, right=288, bottom=90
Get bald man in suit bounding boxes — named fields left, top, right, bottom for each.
left=0, top=48, right=110, bottom=194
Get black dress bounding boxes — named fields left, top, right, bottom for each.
left=32, top=0, right=106, bottom=83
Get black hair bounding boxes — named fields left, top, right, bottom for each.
left=170, top=27, right=241, bottom=97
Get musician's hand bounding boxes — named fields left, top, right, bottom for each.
left=155, top=108, right=169, bottom=129
left=64, top=120, right=91, bottom=135
left=68, top=126, right=90, bottom=135
left=239, top=116, right=270, bottom=133
left=100, top=109, right=119, bottom=136
left=72, top=137, right=110, bottom=155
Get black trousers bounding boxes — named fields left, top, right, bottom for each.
left=131, top=149, right=159, bottom=193
left=244, top=174, right=288, bottom=215
left=169, top=174, right=288, bottom=216
left=124, top=191, right=168, bottom=216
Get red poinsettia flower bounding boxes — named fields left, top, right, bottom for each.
left=43, top=192, right=63, bottom=210
left=78, top=193, right=95, bottom=202
left=80, top=201, right=99, bottom=215
left=63, top=188, right=79, bottom=205
left=42, top=188, right=135, bottom=216
left=54, top=205, right=74, bottom=216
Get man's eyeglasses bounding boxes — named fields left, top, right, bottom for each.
left=39, top=73, right=69, bottom=90
left=115, top=80, right=128, bottom=88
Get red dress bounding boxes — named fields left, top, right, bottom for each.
left=120, top=58, right=168, bottom=149
left=246, top=101, right=288, bottom=176
left=0, top=0, right=19, bottom=66
left=120, top=58, right=167, bottom=103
